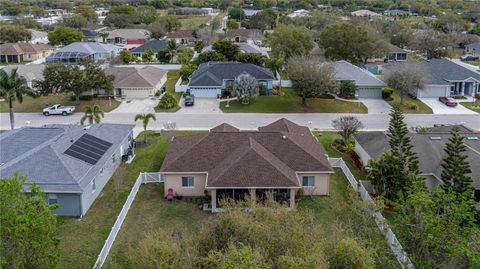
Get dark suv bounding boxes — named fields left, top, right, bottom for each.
left=184, top=95, right=195, bottom=106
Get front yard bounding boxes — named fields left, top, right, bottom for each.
left=220, top=89, right=368, bottom=113
left=155, top=70, right=182, bottom=112
left=460, top=99, right=480, bottom=113
left=386, top=92, right=433, bottom=114
left=0, top=93, right=120, bottom=113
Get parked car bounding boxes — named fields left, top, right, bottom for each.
left=438, top=97, right=458, bottom=107
left=43, top=104, right=75, bottom=116
left=460, top=54, right=479, bottom=61
left=184, top=95, right=195, bottom=106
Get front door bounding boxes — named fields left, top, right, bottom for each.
left=116, top=88, right=122, bottom=98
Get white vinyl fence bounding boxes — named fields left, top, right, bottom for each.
left=328, top=158, right=415, bottom=269
left=175, top=77, right=189, bottom=92
left=93, top=172, right=163, bottom=269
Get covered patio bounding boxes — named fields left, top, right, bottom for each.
left=208, top=188, right=297, bottom=212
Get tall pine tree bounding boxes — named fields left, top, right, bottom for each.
left=441, top=126, right=472, bottom=193
left=387, top=105, right=419, bottom=175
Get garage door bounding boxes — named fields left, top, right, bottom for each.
left=123, top=88, right=152, bottom=99
left=357, top=87, right=382, bottom=98
left=189, top=88, right=220, bottom=98
left=416, top=85, right=448, bottom=98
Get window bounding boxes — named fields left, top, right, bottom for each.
left=302, top=176, right=315, bottom=187
left=181, top=176, right=194, bottom=187
left=47, top=194, right=58, bottom=205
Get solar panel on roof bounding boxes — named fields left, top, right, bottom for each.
left=64, top=133, right=112, bottom=165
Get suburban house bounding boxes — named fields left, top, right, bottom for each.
left=3, top=64, right=45, bottom=88
left=188, top=61, right=275, bottom=97
left=0, top=43, right=53, bottom=63
left=351, top=9, right=382, bottom=18
left=353, top=125, right=480, bottom=203
left=167, top=30, right=197, bottom=44
left=465, top=42, right=480, bottom=56
left=46, top=42, right=121, bottom=64
left=160, top=119, right=334, bottom=212
left=385, top=44, right=408, bottom=62
left=28, top=29, right=49, bottom=44
left=201, top=42, right=268, bottom=57
left=105, top=66, right=167, bottom=99
left=287, top=9, right=310, bottom=18
left=0, top=124, right=135, bottom=217
left=334, top=60, right=386, bottom=98
left=131, top=39, right=187, bottom=58
left=80, top=29, right=102, bottom=42
left=105, top=29, right=151, bottom=45
left=243, top=9, right=262, bottom=17
left=225, top=29, right=264, bottom=43
left=383, top=58, right=480, bottom=98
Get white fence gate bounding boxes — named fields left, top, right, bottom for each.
left=93, top=172, right=163, bottom=269
left=328, top=158, right=415, bottom=269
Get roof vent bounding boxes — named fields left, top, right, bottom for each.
left=282, top=135, right=286, bottom=140
left=430, top=136, right=442, bottom=140
left=467, top=136, right=479, bottom=140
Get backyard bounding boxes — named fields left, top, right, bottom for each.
left=178, top=15, right=210, bottom=30
left=386, top=92, right=433, bottom=114
left=155, top=70, right=182, bottom=112
left=0, top=93, right=120, bottom=113
left=56, top=131, right=200, bottom=269
left=220, top=89, right=368, bottom=113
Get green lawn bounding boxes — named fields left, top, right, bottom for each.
left=466, top=60, right=480, bottom=67
left=56, top=131, right=200, bottom=269
left=178, top=15, right=210, bottom=30
left=220, top=89, right=368, bottom=113
left=155, top=70, right=182, bottom=112
left=386, top=92, right=433, bottom=114
left=460, top=99, right=480, bottom=113
left=0, top=93, right=120, bottom=113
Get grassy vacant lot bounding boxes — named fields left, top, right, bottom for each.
left=386, top=92, right=432, bottom=114
left=178, top=15, right=210, bottom=30
left=220, top=89, right=368, bottom=113
left=56, top=131, right=200, bottom=269
left=0, top=93, right=120, bottom=113
left=460, top=99, right=480, bottom=113
left=155, top=70, right=182, bottom=112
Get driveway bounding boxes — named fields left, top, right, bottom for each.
left=110, top=98, right=159, bottom=114
left=419, top=98, right=477, bottom=115
left=362, top=99, right=391, bottom=114
left=177, top=97, right=222, bottom=114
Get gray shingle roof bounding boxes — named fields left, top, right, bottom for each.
left=189, top=62, right=274, bottom=87
left=161, top=119, right=332, bottom=188
left=0, top=124, right=134, bottom=193
left=132, top=39, right=187, bottom=53
left=201, top=43, right=268, bottom=56
left=466, top=42, right=480, bottom=50
left=354, top=127, right=480, bottom=189
left=2, top=64, right=45, bottom=83
left=334, top=60, right=386, bottom=87
left=383, top=58, right=480, bottom=85
left=50, top=42, right=120, bottom=55
left=105, top=66, right=167, bottom=88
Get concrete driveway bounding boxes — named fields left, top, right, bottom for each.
left=419, top=98, right=477, bottom=115
left=177, top=97, right=222, bottom=114
left=362, top=99, right=392, bottom=114
left=110, top=98, right=159, bottom=114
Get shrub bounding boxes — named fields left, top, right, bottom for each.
left=154, top=90, right=161, bottom=97
left=271, top=86, right=280, bottom=95
left=159, top=93, right=177, bottom=109
left=258, top=84, right=268, bottom=96
left=382, top=87, right=394, bottom=99
left=70, top=94, right=95, bottom=101
left=339, top=80, right=357, bottom=97
left=319, top=93, right=335, bottom=99
left=180, top=63, right=197, bottom=81
left=409, top=103, right=419, bottom=110
left=182, top=92, right=189, bottom=97
left=343, top=143, right=355, bottom=153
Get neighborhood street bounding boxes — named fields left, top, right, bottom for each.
left=1, top=112, right=479, bottom=136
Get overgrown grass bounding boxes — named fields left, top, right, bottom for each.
left=220, top=89, right=368, bottom=113
left=0, top=93, right=120, bottom=113
left=56, top=131, right=201, bottom=269
left=386, top=92, right=432, bottom=114
left=178, top=15, right=210, bottom=30
left=460, top=99, right=480, bottom=113
left=155, top=70, right=182, bottom=112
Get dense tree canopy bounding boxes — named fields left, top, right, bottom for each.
left=212, top=39, right=240, bottom=61
left=47, top=26, right=83, bottom=46
left=267, top=24, right=314, bottom=59
left=74, top=5, right=97, bottom=22
left=0, top=24, right=31, bottom=43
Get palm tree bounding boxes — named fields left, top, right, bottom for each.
left=166, top=39, right=180, bottom=64
left=80, top=105, right=104, bottom=125
left=0, top=68, right=35, bottom=130
left=266, top=53, right=285, bottom=91
left=134, top=113, right=156, bottom=143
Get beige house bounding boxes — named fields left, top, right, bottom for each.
left=160, top=119, right=333, bottom=212
left=0, top=43, right=53, bottom=63
left=105, top=66, right=167, bottom=99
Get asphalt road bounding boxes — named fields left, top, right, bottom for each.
left=1, top=112, right=479, bottom=136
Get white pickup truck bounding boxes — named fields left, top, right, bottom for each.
left=43, top=104, right=75, bottom=116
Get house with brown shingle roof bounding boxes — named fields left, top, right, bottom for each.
left=160, top=119, right=333, bottom=212
left=0, top=43, right=53, bottom=63
left=104, top=66, right=167, bottom=99
left=225, top=29, right=263, bottom=43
